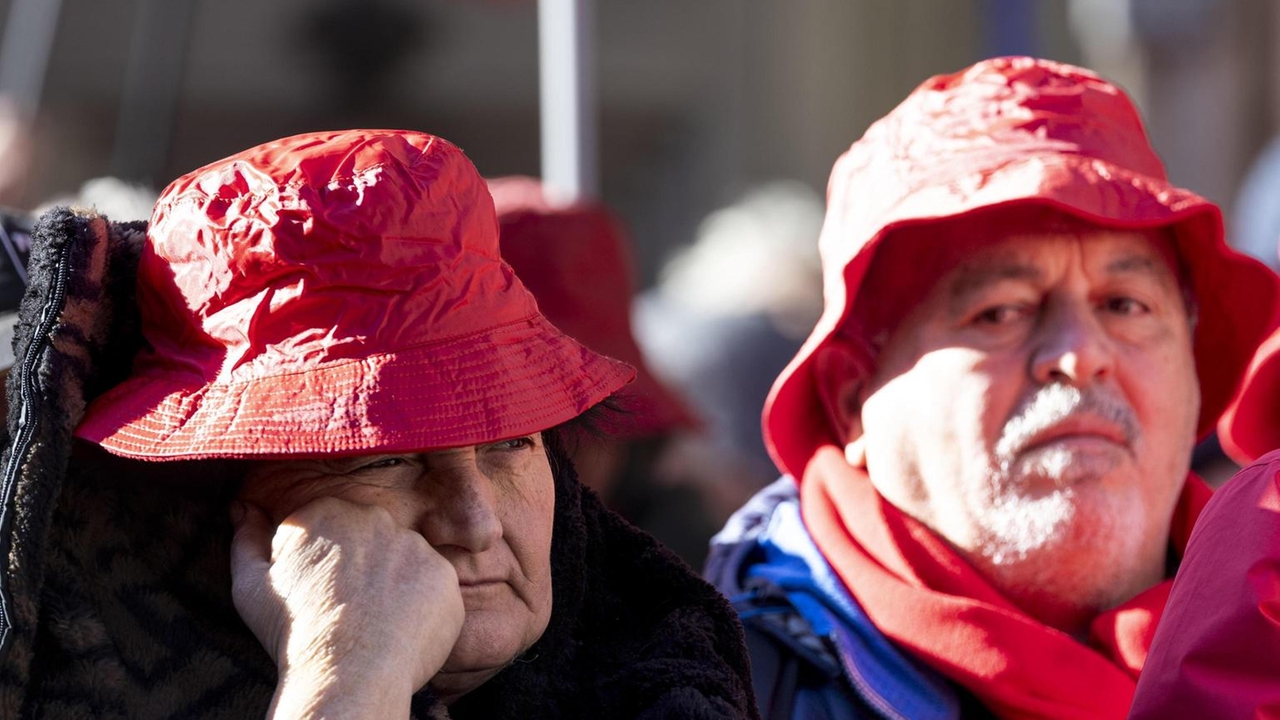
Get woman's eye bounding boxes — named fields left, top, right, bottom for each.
left=489, top=436, right=536, bottom=452
left=358, top=457, right=405, bottom=471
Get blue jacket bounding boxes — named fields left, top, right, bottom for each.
left=706, top=478, right=992, bottom=720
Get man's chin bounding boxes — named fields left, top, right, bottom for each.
left=1006, top=445, right=1129, bottom=493
left=967, top=478, right=1080, bottom=566
left=974, top=501, right=1155, bottom=601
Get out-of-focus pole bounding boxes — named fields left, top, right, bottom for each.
left=111, top=0, right=196, bottom=184
left=0, top=0, right=64, bottom=111
left=983, top=0, right=1037, bottom=57
left=538, top=0, right=597, bottom=204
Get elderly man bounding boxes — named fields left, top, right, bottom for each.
left=706, top=56, right=1280, bottom=719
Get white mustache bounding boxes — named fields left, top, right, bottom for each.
left=995, top=384, right=1139, bottom=463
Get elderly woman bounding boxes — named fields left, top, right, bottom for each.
left=0, top=130, right=758, bottom=719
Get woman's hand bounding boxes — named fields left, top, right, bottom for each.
left=230, top=497, right=465, bottom=719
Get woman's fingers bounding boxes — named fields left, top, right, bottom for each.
left=229, top=495, right=466, bottom=697
left=229, top=502, right=286, bottom=660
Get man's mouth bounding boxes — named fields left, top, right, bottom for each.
left=996, top=384, right=1141, bottom=467
left=1019, top=415, right=1132, bottom=455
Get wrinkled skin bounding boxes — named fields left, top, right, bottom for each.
left=230, top=434, right=557, bottom=717
left=827, top=227, right=1199, bottom=635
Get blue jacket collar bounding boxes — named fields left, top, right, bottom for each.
left=708, top=477, right=960, bottom=720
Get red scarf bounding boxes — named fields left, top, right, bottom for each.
left=799, top=445, right=1211, bottom=720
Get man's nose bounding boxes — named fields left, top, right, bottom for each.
left=1029, top=299, right=1116, bottom=386
left=417, top=466, right=503, bottom=553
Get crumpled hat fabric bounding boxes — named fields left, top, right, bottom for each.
left=765, top=56, right=1280, bottom=480
left=489, top=176, right=696, bottom=438
left=75, top=129, right=635, bottom=460
left=1218, top=327, right=1280, bottom=464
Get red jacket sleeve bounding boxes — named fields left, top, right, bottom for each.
left=1130, top=451, right=1280, bottom=719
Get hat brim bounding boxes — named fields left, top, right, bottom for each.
left=567, top=326, right=698, bottom=438
left=765, top=153, right=1280, bottom=480
left=76, top=314, right=636, bottom=460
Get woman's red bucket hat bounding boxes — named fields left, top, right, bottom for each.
left=75, top=130, right=635, bottom=460
left=764, top=57, right=1280, bottom=481
left=489, top=175, right=697, bottom=439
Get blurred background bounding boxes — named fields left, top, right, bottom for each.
left=0, top=0, right=1273, bottom=558
left=3, top=0, right=1278, bottom=275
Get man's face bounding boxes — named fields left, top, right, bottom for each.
left=847, top=228, right=1199, bottom=620
left=240, top=435, right=556, bottom=693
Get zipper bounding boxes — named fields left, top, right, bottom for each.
left=747, top=586, right=914, bottom=720
left=830, top=630, right=911, bottom=720
left=0, top=236, right=74, bottom=658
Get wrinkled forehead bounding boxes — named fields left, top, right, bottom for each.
left=850, top=207, right=1184, bottom=340
left=941, top=228, right=1181, bottom=296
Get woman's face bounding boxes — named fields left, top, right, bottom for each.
left=239, top=433, right=557, bottom=699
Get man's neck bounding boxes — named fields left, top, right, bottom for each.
left=975, top=554, right=1166, bottom=640
left=998, top=585, right=1098, bottom=639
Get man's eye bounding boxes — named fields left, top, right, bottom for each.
left=1103, top=296, right=1149, bottom=316
left=973, top=305, right=1027, bottom=326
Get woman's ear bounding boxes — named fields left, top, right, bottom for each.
left=812, top=339, right=872, bottom=465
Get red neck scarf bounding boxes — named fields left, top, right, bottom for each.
left=799, top=445, right=1211, bottom=720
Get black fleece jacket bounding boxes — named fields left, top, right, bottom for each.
left=0, top=207, right=761, bottom=719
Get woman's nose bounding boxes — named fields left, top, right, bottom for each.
left=416, top=465, right=503, bottom=553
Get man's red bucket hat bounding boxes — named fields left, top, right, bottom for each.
left=764, top=56, right=1280, bottom=481
left=75, top=130, right=635, bottom=460
left=489, top=176, right=697, bottom=438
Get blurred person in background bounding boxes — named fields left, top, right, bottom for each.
left=1177, top=131, right=1280, bottom=488
left=489, top=176, right=722, bottom=566
left=1129, top=326, right=1280, bottom=719
left=1231, top=135, right=1280, bottom=272
left=0, top=97, right=33, bottom=209
left=0, top=130, right=759, bottom=719
left=705, top=57, right=1280, bottom=719
left=36, top=175, right=159, bottom=224
left=634, top=181, right=825, bottom=528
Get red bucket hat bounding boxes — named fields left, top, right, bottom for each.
left=1219, top=327, right=1280, bottom=464
left=75, top=130, right=635, bottom=460
left=489, top=176, right=697, bottom=438
left=764, top=56, right=1280, bottom=480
